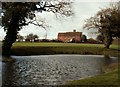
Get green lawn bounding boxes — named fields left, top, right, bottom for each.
left=12, top=42, right=119, bottom=49
left=11, top=42, right=119, bottom=57
left=59, top=63, right=119, bottom=86
left=62, top=70, right=118, bottom=86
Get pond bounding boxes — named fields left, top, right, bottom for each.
left=1, top=55, right=118, bottom=86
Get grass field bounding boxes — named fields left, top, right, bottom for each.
left=61, top=71, right=118, bottom=86
left=12, top=42, right=119, bottom=49
left=11, top=42, right=120, bottom=57
left=59, top=63, right=119, bottom=87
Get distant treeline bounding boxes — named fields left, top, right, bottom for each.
left=14, top=33, right=119, bottom=44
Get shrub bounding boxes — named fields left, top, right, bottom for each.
left=87, top=38, right=99, bottom=44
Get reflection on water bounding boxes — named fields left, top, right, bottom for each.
left=1, top=55, right=118, bottom=86
left=104, top=55, right=118, bottom=66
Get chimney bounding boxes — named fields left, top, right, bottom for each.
left=73, top=29, right=76, bottom=32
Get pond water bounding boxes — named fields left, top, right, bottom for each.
left=1, top=55, right=118, bottom=86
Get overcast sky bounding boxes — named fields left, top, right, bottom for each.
left=0, top=1, right=114, bottom=40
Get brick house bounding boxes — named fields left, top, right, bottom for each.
left=58, top=30, right=82, bottom=42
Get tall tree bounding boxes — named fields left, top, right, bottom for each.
left=2, top=1, right=73, bottom=55
left=83, top=2, right=120, bottom=48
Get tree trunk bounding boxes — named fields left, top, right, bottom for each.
left=2, top=29, right=17, bottom=56
left=104, top=31, right=113, bottom=49
left=2, top=14, right=19, bottom=56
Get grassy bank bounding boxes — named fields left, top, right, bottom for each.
left=60, top=63, right=119, bottom=86
left=11, top=42, right=119, bottom=57
left=63, top=70, right=118, bottom=86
